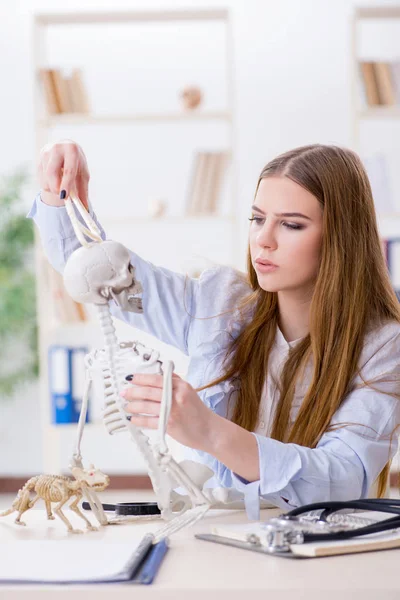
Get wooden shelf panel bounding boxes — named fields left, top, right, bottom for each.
left=34, top=9, right=229, bottom=26
left=355, top=7, right=400, bottom=20
left=103, top=215, right=235, bottom=225
left=39, top=111, right=232, bottom=126
left=358, top=106, right=400, bottom=119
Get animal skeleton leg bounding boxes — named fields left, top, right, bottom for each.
left=69, top=494, right=98, bottom=531
left=53, top=495, right=82, bottom=534
left=42, top=498, right=55, bottom=520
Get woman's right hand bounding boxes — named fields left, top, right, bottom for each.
left=38, top=140, right=90, bottom=209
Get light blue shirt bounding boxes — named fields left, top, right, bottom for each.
left=28, top=195, right=400, bottom=517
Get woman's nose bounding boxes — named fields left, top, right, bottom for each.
left=256, top=224, right=276, bottom=249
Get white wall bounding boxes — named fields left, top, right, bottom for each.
left=1, top=0, right=398, bottom=475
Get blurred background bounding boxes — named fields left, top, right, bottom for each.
left=1, top=0, right=400, bottom=497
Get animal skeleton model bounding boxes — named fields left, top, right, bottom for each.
left=0, top=467, right=110, bottom=533
left=61, top=195, right=250, bottom=540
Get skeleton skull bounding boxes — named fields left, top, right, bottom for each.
left=63, top=241, right=143, bottom=313
left=71, top=464, right=110, bottom=491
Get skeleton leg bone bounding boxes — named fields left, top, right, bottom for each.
left=54, top=498, right=82, bottom=534
left=69, top=494, right=98, bottom=531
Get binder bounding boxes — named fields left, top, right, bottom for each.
left=48, top=345, right=90, bottom=424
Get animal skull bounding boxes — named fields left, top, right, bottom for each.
left=71, top=464, right=110, bottom=491
left=63, top=240, right=143, bottom=312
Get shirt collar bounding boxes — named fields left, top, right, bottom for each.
left=276, top=326, right=305, bottom=350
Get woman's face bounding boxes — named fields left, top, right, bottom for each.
left=249, top=176, right=323, bottom=296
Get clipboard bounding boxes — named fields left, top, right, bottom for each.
left=0, top=534, right=168, bottom=584
left=196, top=514, right=400, bottom=559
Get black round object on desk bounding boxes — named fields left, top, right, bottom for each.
left=115, top=502, right=161, bottom=516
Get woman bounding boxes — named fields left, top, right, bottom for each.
left=30, top=141, right=400, bottom=516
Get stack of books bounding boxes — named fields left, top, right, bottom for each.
left=47, top=266, right=87, bottom=323
left=359, top=61, right=400, bottom=106
left=382, top=237, right=400, bottom=300
left=39, top=68, right=90, bottom=115
left=186, top=151, right=229, bottom=215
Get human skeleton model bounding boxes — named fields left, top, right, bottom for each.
left=58, top=194, right=249, bottom=539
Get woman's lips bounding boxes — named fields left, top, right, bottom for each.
left=254, top=261, right=279, bottom=273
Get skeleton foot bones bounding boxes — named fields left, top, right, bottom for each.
left=0, top=466, right=109, bottom=533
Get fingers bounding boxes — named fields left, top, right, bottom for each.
left=59, top=147, right=79, bottom=198
left=124, top=399, right=160, bottom=416
left=76, top=173, right=89, bottom=209
left=128, top=415, right=158, bottom=430
left=126, top=373, right=181, bottom=388
left=41, top=150, right=64, bottom=194
left=38, top=141, right=90, bottom=206
left=122, top=385, right=162, bottom=403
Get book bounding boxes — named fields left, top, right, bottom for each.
left=48, top=266, right=87, bottom=323
left=68, top=69, right=90, bottom=114
left=39, top=68, right=90, bottom=115
left=390, top=61, right=400, bottom=104
left=186, top=151, right=228, bottom=215
left=196, top=512, right=400, bottom=558
left=386, top=238, right=400, bottom=291
left=186, top=152, right=207, bottom=215
left=0, top=534, right=169, bottom=583
left=50, top=69, right=72, bottom=114
left=359, top=62, right=380, bottom=106
left=39, top=69, right=60, bottom=115
left=374, top=62, right=396, bottom=106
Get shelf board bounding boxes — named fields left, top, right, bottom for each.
left=35, top=9, right=229, bottom=26
left=358, top=106, right=400, bottom=119
left=378, top=212, right=400, bottom=218
left=355, top=7, right=400, bottom=20
left=104, top=215, right=235, bottom=225
left=38, top=111, right=232, bottom=127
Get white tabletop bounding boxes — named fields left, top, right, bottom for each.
left=1, top=505, right=400, bottom=599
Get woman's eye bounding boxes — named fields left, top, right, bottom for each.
left=282, top=222, right=303, bottom=230
left=248, top=216, right=264, bottom=225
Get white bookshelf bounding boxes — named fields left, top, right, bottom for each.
left=352, top=6, right=400, bottom=481
left=352, top=6, right=400, bottom=236
left=32, top=9, right=236, bottom=473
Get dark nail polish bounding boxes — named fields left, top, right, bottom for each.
left=125, top=374, right=134, bottom=381
left=60, top=190, right=66, bottom=200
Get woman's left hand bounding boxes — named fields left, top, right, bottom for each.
left=120, top=373, right=215, bottom=451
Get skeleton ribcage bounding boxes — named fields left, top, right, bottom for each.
left=34, top=475, right=71, bottom=502
left=86, top=341, right=163, bottom=434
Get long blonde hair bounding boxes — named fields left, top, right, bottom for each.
left=200, top=144, right=400, bottom=496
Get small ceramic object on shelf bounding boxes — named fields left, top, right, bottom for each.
left=180, top=86, right=202, bottom=110
left=148, top=199, right=167, bottom=219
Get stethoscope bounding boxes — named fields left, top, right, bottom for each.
left=261, top=498, right=400, bottom=552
